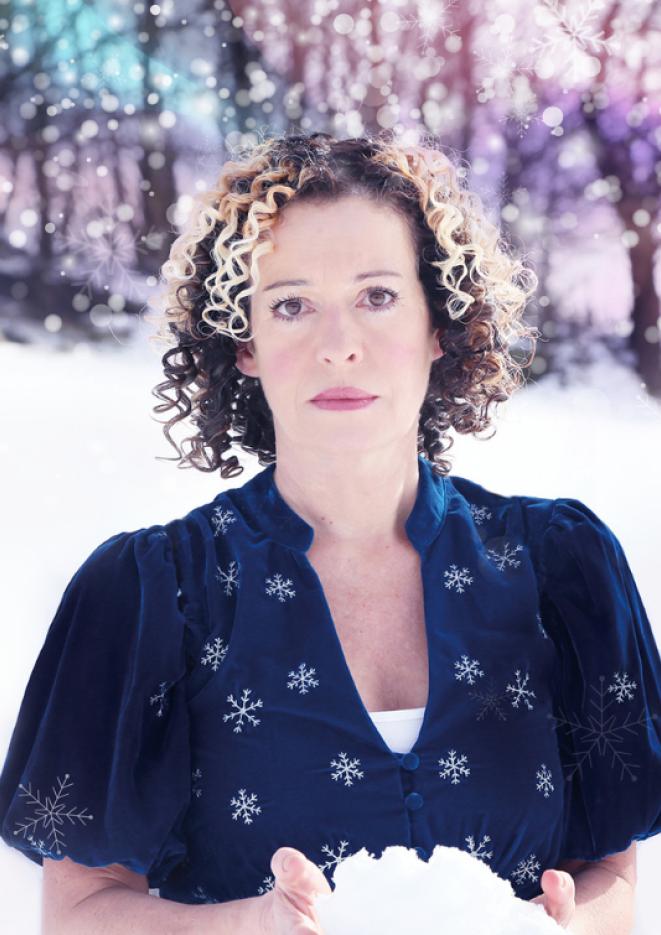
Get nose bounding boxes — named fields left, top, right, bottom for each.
left=315, top=308, right=365, bottom=364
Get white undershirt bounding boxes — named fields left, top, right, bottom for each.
left=367, top=706, right=426, bottom=754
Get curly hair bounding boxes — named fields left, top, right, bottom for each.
left=146, top=129, right=540, bottom=480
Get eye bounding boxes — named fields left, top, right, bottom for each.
left=268, top=286, right=401, bottom=324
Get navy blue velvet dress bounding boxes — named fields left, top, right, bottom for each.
left=1, top=454, right=660, bottom=905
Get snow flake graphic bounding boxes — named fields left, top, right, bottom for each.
left=211, top=505, right=237, bottom=536
left=531, top=0, right=618, bottom=89
left=230, top=788, right=262, bottom=825
left=536, top=611, right=549, bottom=640
left=454, top=654, right=485, bottom=686
left=464, top=833, right=494, bottom=861
left=287, top=662, right=320, bottom=694
left=192, top=767, right=203, bottom=799
left=201, top=635, right=229, bottom=672
left=505, top=669, right=537, bottom=710
left=438, top=749, right=471, bottom=784
left=535, top=764, right=555, bottom=798
left=257, top=875, right=276, bottom=895
left=606, top=671, right=637, bottom=704
left=467, top=677, right=509, bottom=722
left=149, top=680, right=172, bottom=718
left=223, top=688, right=264, bottom=733
left=443, top=564, right=474, bottom=594
left=215, top=559, right=240, bottom=596
left=485, top=541, right=524, bottom=571
left=330, top=752, right=365, bottom=787
left=511, top=852, right=541, bottom=887
left=468, top=502, right=492, bottom=525
left=265, top=572, right=296, bottom=603
left=547, top=675, right=658, bottom=783
left=12, top=773, right=94, bottom=857
left=190, top=884, right=219, bottom=903
left=397, top=0, right=459, bottom=56
left=318, top=839, right=352, bottom=874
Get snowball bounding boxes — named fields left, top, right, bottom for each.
left=312, top=845, right=564, bottom=935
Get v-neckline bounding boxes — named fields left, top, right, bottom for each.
left=299, top=549, right=434, bottom=762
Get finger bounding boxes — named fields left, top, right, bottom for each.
left=541, top=869, right=576, bottom=926
left=272, top=847, right=332, bottom=897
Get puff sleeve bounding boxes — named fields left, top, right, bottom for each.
left=539, top=497, right=661, bottom=862
left=0, top=525, right=192, bottom=888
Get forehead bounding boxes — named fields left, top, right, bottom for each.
left=259, top=195, right=416, bottom=274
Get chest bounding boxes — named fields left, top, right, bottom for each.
left=306, top=542, right=429, bottom=713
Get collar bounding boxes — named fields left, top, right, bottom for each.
left=234, top=454, right=448, bottom=554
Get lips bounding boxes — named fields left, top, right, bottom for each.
left=311, top=386, right=377, bottom=400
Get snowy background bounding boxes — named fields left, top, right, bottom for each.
left=0, top=327, right=659, bottom=933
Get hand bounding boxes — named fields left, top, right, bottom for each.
left=259, top=846, right=332, bottom=935
left=529, top=869, right=576, bottom=929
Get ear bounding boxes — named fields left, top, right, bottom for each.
left=234, top=339, right=260, bottom=378
left=430, top=327, right=445, bottom=362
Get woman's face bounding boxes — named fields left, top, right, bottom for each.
left=234, top=194, right=444, bottom=455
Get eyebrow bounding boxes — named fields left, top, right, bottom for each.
left=262, top=270, right=403, bottom=292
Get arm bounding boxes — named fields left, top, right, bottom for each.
left=552, top=841, right=637, bottom=935
left=53, top=886, right=265, bottom=935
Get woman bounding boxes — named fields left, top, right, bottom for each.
left=0, top=132, right=658, bottom=934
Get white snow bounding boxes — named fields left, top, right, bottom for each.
left=313, top=844, right=564, bottom=935
left=0, top=330, right=659, bottom=933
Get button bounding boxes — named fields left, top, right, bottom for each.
left=415, top=846, right=428, bottom=860
left=404, top=791, right=424, bottom=810
left=400, top=752, right=420, bottom=771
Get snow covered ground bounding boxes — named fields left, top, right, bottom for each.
left=0, top=332, right=659, bottom=933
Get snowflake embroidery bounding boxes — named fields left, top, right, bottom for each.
left=149, top=680, right=171, bottom=718
left=536, top=611, right=549, bottom=640
left=318, top=839, right=352, bottom=874
left=192, top=767, right=203, bottom=799
left=257, top=875, right=276, bottom=895
left=201, top=636, right=229, bottom=672
left=535, top=764, right=555, bottom=798
left=547, top=675, right=657, bottom=783
left=468, top=502, right=492, bottom=525
left=12, top=773, right=94, bottom=857
left=505, top=669, right=537, bottom=710
left=211, top=505, right=237, bottom=536
left=606, top=671, right=637, bottom=704
left=453, top=654, right=485, bottom=685
left=330, top=752, right=365, bottom=787
left=438, top=749, right=471, bottom=784
left=467, top=677, right=509, bottom=722
left=215, top=560, right=240, bottom=596
left=223, top=688, right=264, bottom=733
left=191, top=883, right=219, bottom=903
left=287, top=662, right=320, bottom=694
left=464, top=833, right=494, bottom=861
left=443, top=564, right=474, bottom=594
left=230, top=788, right=262, bottom=825
left=485, top=541, right=524, bottom=571
left=511, top=852, right=541, bottom=887
left=265, top=572, right=296, bottom=603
